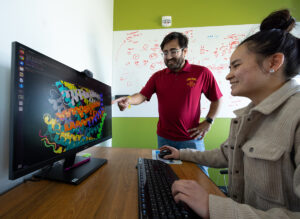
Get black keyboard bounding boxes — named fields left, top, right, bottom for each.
left=137, top=158, right=201, bottom=219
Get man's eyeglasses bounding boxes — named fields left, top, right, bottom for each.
left=161, top=48, right=183, bottom=58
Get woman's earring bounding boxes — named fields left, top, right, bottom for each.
left=269, top=69, right=275, bottom=73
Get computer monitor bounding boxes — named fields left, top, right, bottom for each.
left=9, top=42, right=112, bottom=184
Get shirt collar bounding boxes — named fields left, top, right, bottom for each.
left=234, top=79, right=300, bottom=117
left=165, top=60, right=192, bottom=74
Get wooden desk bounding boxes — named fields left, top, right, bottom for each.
left=0, top=147, right=225, bottom=219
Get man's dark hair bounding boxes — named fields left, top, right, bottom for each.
left=160, top=32, right=188, bottom=50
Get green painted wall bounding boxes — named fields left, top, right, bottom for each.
left=112, top=118, right=230, bottom=149
left=114, top=0, right=299, bottom=31
left=112, top=0, right=299, bottom=185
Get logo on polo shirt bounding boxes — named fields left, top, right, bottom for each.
left=186, top=77, right=197, bottom=87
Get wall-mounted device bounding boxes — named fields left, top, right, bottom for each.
left=162, top=16, right=172, bottom=27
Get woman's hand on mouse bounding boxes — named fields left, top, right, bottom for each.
left=159, top=145, right=180, bottom=160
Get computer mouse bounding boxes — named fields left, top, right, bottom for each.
left=158, top=149, right=172, bottom=159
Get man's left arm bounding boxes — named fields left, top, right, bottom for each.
left=188, top=99, right=221, bottom=139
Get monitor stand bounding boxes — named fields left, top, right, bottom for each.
left=36, top=155, right=107, bottom=185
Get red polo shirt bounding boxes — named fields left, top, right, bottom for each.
left=140, top=60, right=222, bottom=141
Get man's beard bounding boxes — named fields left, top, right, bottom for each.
left=165, top=55, right=185, bottom=72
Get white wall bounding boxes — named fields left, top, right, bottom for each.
left=0, top=0, right=113, bottom=194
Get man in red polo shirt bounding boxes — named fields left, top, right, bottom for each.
left=113, top=32, right=222, bottom=175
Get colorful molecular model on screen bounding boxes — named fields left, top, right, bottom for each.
left=39, top=80, right=107, bottom=154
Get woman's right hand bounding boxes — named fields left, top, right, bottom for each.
left=159, top=145, right=180, bottom=160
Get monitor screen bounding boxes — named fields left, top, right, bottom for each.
left=9, top=42, right=112, bottom=184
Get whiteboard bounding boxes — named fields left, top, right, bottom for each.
left=112, top=23, right=300, bottom=118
